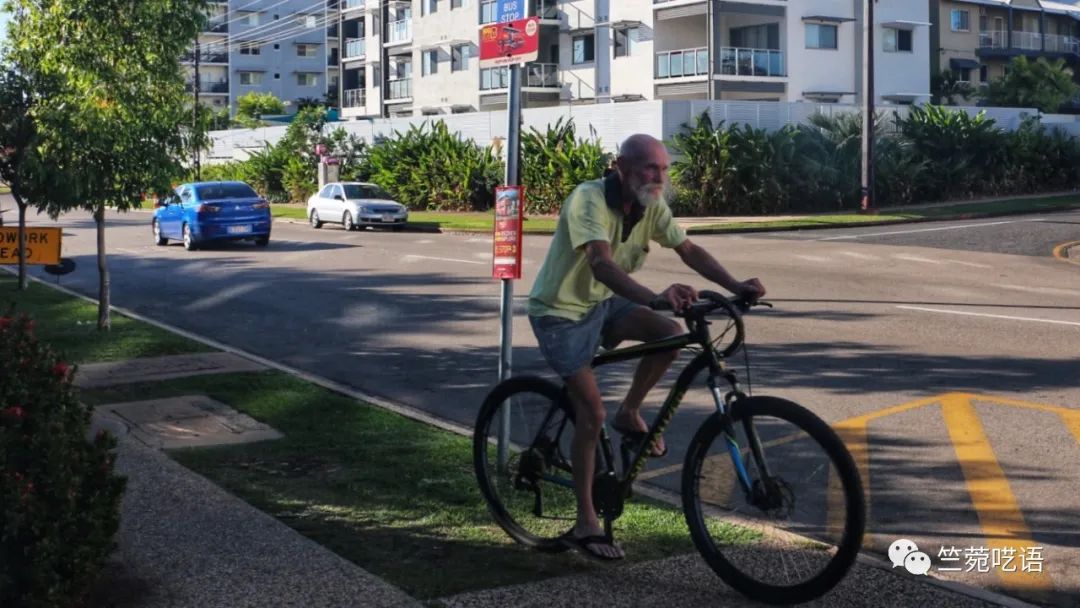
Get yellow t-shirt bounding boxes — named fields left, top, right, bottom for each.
left=527, top=177, right=687, bottom=321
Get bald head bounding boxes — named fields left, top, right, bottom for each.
left=616, top=134, right=670, bottom=207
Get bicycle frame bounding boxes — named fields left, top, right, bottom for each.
left=587, top=320, right=762, bottom=500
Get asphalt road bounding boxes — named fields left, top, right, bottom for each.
left=7, top=205, right=1079, bottom=607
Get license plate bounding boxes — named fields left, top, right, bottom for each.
left=227, top=225, right=252, bottom=234
left=382, top=215, right=395, bottom=222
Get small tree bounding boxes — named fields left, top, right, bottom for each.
left=980, top=56, right=1080, bottom=113
left=10, top=0, right=209, bottom=330
left=0, top=65, right=40, bottom=290
left=931, top=70, right=975, bottom=106
left=236, top=91, right=286, bottom=127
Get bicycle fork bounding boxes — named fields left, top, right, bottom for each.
left=707, top=374, right=773, bottom=498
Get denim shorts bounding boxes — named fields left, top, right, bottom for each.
left=529, top=297, right=642, bottom=378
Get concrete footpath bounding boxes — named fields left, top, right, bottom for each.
left=77, top=353, right=1035, bottom=608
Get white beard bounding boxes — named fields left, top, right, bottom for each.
left=634, top=183, right=665, bottom=207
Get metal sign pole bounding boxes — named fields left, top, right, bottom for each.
left=861, top=0, right=875, bottom=213
left=497, top=62, right=522, bottom=473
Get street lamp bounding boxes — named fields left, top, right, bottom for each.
left=861, top=0, right=877, bottom=214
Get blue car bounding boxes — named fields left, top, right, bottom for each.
left=152, top=181, right=272, bottom=250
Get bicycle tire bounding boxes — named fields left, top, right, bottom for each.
left=682, top=396, right=865, bottom=605
left=473, top=375, right=576, bottom=552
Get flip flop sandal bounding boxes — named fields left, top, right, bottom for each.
left=612, top=421, right=668, bottom=458
left=559, top=532, right=624, bottom=561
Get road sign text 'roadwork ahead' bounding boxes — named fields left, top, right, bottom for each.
left=0, top=227, right=63, bottom=265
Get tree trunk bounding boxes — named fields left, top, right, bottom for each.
left=95, top=202, right=110, bottom=331
left=14, top=191, right=27, bottom=290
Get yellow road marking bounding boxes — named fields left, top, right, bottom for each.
left=1052, top=240, right=1080, bottom=265
left=968, top=394, right=1080, bottom=445
left=830, top=421, right=871, bottom=547
left=939, top=394, right=1053, bottom=592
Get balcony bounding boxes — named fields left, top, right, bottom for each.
left=387, top=78, right=412, bottom=100
left=343, top=88, right=366, bottom=108
left=183, top=51, right=228, bottom=64
left=345, top=37, right=366, bottom=59
left=205, top=20, right=228, bottom=34
left=979, top=30, right=1080, bottom=56
left=480, top=63, right=560, bottom=90
left=655, top=47, right=708, bottom=79
left=343, top=0, right=365, bottom=11
left=387, top=19, right=412, bottom=45
left=719, top=47, right=785, bottom=77
left=187, top=80, right=229, bottom=94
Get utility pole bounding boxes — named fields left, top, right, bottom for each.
left=193, top=39, right=202, bottom=181
left=860, top=0, right=875, bottom=213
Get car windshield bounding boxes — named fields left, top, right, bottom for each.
left=343, top=184, right=393, bottom=200
left=196, top=183, right=258, bottom=200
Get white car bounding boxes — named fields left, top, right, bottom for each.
left=306, top=181, right=409, bottom=231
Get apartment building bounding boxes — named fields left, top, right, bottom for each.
left=185, top=0, right=335, bottom=113
left=930, top=0, right=1080, bottom=89
left=338, top=0, right=932, bottom=120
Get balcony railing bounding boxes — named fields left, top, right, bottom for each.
left=345, top=37, right=366, bottom=58
left=205, top=20, right=228, bottom=34
left=183, top=52, right=228, bottom=64
left=388, top=19, right=412, bottom=44
left=343, top=88, right=366, bottom=108
left=720, top=47, right=785, bottom=77
left=187, top=80, right=229, bottom=93
left=387, top=78, right=412, bottom=99
left=979, top=30, right=1080, bottom=55
left=655, top=47, right=708, bottom=78
left=481, top=63, right=560, bottom=90
left=343, top=0, right=365, bottom=10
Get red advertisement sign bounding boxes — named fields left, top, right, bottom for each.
left=478, top=17, right=540, bottom=69
left=493, top=186, right=523, bottom=280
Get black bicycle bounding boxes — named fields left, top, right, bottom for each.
left=473, top=291, right=865, bottom=605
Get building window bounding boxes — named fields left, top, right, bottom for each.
left=239, top=71, right=263, bottom=85
left=572, top=34, right=595, bottom=64
left=296, top=44, right=318, bottom=57
left=979, top=14, right=988, bottom=33
left=451, top=0, right=466, bottom=8
left=614, top=27, right=639, bottom=58
left=451, top=44, right=470, bottom=71
left=297, top=73, right=319, bottom=87
left=979, top=65, right=988, bottom=82
left=297, top=14, right=318, bottom=28
left=480, top=0, right=496, bottom=24
left=956, top=67, right=972, bottom=82
left=422, top=0, right=437, bottom=16
left=883, top=28, right=912, bottom=52
left=805, top=23, right=838, bottom=49
left=239, top=11, right=259, bottom=26
left=951, top=9, right=970, bottom=32
left=422, top=49, right=439, bottom=75
left=239, top=43, right=261, bottom=55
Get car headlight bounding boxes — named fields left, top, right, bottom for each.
left=356, top=205, right=369, bottom=214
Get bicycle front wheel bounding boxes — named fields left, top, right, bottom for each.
left=682, top=396, right=865, bottom=605
left=473, top=376, right=578, bottom=552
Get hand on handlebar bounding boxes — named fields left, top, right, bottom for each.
left=653, top=283, right=698, bottom=313
left=736, top=278, right=766, bottom=304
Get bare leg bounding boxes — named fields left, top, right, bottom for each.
left=564, top=367, right=624, bottom=559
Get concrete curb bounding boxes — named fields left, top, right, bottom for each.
left=1052, top=240, right=1080, bottom=266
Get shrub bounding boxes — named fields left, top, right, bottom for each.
left=0, top=314, right=126, bottom=607
left=520, top=117, right=611, bottom=215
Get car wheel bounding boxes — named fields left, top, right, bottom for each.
left=182, top=223, right=197, bottom=251
left=310, top=209, right=323, bottom=229
left=153, top=219, right=168, bottom=245
left=254, top=236, right=269, bottom=247
left=343, top=212, right=355, bottom=232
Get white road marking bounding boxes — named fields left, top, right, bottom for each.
left=896, top=305, right=1080, bottom=327
left=187, top=283, right=261, bottom=312
left=403, top=254, right=486, bottom=265
left=467, top=237, right=493, bottom=243
left=414, top=239, right=434, bottom=244
left=795, top=254, right=831, bottom=263
left=114, top=248, right=140, bottom=254
left=840, top=251, right=880, bottom=260
left=941, top=259, right=992, bottom=268
left=817, top=219, right=1043, bottom=241
left=893, top=254, right=943, bottom=265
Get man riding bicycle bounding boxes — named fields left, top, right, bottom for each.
left=527, top=133, right=765, bottom=561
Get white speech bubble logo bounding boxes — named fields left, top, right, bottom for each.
left=905, top=551, right=932, bottom=575
left=888, top=539, right=919, bottom=568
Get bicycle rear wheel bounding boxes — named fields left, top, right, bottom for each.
left=682, top=396, right=865, bottom=605
left=473, top=376, right=578, bottom=552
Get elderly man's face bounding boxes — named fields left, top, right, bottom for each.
left=618, top=141, right=670, bottom=207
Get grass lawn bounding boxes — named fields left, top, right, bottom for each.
left=268, top=204, right=559, bottom=234
left=0, top=275, right=210, bottom=364
left=78, top=371, right=753, bottom=599
left=0, top=183, right=10, bottom=195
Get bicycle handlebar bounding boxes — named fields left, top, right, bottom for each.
left=649, top=290, right=771, bottom=358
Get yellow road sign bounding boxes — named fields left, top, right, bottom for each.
left=0, top=227, right=62, bottom=265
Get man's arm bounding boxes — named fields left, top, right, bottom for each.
left=674, top=239, right=760, bottom=297
left=585, top=241, right=698, bottom=310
